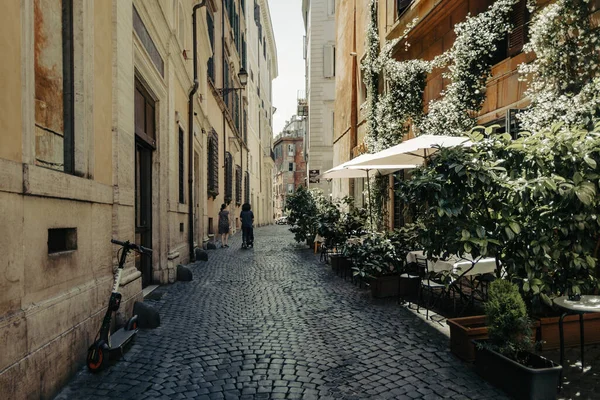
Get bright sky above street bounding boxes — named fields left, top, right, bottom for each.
left=270, top=0, right=305, bottom=136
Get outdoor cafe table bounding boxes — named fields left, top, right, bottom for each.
left=406, top=251, right=497, bottom=306
left=553, top=295, right=600, bottom=388
left=406, top=251, right=496, bottom=276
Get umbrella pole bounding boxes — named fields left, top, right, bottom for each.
left=366, top=169, right=373, bottom=230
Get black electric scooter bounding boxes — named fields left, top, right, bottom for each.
left=86, top=239, right=152, bottom=372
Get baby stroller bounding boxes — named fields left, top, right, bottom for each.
left=242, top=226, right=254, bottom=249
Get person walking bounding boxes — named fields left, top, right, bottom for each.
left=218, top=203, right=230, bottom=248
left=240, top=203, right=254, bottom=248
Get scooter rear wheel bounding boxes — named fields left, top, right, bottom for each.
left=87, top=343, right=109, bottom=372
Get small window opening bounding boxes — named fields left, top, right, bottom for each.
left=48, top=228, right=77, bottom=254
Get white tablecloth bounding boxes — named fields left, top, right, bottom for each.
left=434, top=256, right=496, bottom=276
left=406, top=251, right=497, bottom=276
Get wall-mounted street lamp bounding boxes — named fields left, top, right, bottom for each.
left=217, top=67, right=249, bottom=96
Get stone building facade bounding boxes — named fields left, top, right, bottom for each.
left=302, top=0, right=336, bottom=195
left=330, top=0, right=560, bottom=225
left=0, top=1, right=276, bottom=398
left=273, top=116, right=307, bottom=218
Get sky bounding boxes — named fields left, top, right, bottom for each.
left=269, top=0, right=305, bottom=136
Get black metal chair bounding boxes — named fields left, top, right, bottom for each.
left=416, top=256, right=452, bottom=320
left=398, top=261, right=421, bottom=307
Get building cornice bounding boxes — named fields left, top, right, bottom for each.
left=258, top=0, right=278, bottom=78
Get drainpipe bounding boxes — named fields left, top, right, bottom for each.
left=189, top=0, right=207, bottom=262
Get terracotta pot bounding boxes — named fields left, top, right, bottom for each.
left=370, top=275, right=399, bottom=298
left=537, top=313, right=600, bottom=350
left=447, top=315, right=489, bottom=362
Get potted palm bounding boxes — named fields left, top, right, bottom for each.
left=474, top=280, right=561, bottom=400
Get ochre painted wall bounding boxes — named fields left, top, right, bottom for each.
left=0, top=0, right=22, bottom=162
left=94, top=0, right=114, bottom=185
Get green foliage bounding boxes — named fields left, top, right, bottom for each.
left=285, top=186, right=319, bottom=244
left=483, top=280, right=533, bottom=358
left=399, top=122, right=600, bottom=310
left=345, top=232, right=397, bottom=279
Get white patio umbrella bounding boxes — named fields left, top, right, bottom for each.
left=344, top=135, right=471, bottom=168
left=320, top=154, right=417, bottom=228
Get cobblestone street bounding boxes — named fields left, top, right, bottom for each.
left=55, top=225, right=507, bottom=400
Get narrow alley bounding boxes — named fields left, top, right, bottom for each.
left=55, top=226, right=506, bottom=400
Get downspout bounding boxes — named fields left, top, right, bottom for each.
left=222, top=1, right=227, bottom=200
left=349, top=0, right=358, bottom=199
left=189, top=0, right=207, bottom=262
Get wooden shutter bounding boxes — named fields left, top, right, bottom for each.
left=225, top=152, right=233, bottom=203
left=508, top=0, right=529, bottom=57
left=235, top=166, right=242, bottom=205
left=207, top=130, right=219, bottom=197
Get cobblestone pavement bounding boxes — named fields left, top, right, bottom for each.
left=55, top=225, right=508, bottom=400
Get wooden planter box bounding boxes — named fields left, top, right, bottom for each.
left=448, top=317, right=540, bottom=362
left=537, top=313, right=600, bottom=350
left=398, top=276, right=419, bottom=297
left=329, top=255, right=346, bottom=273
left=370, top=275, right=399, bottom=298
left=447, top=316, right=489, bottom=362
left=474, top=341, right=561, bottom=400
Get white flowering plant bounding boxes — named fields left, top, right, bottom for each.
left=518, top=0, right=600, bottom=132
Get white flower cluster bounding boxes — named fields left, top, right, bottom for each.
left=518, top=0, right=600, bottom=132
left=361, top=0, right=382, bottom=152
left=419, top=0, right=517, bottom=136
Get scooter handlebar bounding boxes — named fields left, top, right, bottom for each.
left=111, top=239, right=153, bottom=255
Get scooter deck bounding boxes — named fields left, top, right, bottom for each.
left=109, top=327, right=137, bottom=351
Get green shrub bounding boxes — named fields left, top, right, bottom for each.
left=484, top=280, right=533, bottom=358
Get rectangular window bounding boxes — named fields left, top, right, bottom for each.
left=225, top=152, right=233, bottom=204
left=235, top=165, right=242, bottom=205
left=287, top=184, right=294, bottom=194
left=327, top=0, right=336, bottom=16
left=34, top=0, right=74, bottom=173
left=288, top=144, right=295, bottom=156
left=48, top=228, right=77, bottom=254
left=508, top=0, right=530, bottom=57
left=207, top=130, right=219, bottom=197
left=289, top=162, right=294, bottom=172
left=303, top=35, right=307, bottom=60
left=178, top=127, right=185, bottom=203
left=207, top=10, right=215, bottom=81
left=133, top=6, right=164, bottom=76
left=244, top=171, right=250, bottom=204
left=396, top=0, right=412, bottom=20
left=324, top=44, right=335, bottom=78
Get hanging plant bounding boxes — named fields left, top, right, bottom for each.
left=418, top=0, right=518, bottom=136
left=518, top=0, right=600, bottom=132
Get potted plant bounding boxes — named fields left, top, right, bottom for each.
left=346, top=232, right=399, bottom=298
left=474, top=280, right=561, bottom=400
left=332, top=200, right=367, bottom=274
left=285, top=186, right=319, bottom=247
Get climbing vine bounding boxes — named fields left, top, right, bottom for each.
left=362, top=0, right=381, bottom=152
left=418, top=0, right=518, bottom=136
left=518, top=0, right=600, bottom=132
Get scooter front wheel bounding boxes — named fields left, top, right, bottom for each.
left=87, top=342, right=109, bottom=372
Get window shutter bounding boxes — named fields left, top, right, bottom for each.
left=244, top=171, right=250, bottom=204
left=207, top=130, right=219, bottom=197
left=225, top=152, right=233, bottom=203
left=323, top=45, right=335, bottom=78
left=235, top=165, right=242, bottom=205
left=508, top=0, right=529, bottom=57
